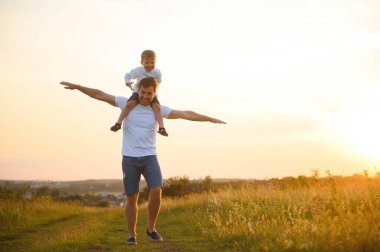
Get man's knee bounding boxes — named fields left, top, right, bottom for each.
left=126, top=193, right=139, bottom=205
left=149, top=187, right=162, bottom=197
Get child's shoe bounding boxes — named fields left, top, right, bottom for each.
left=110, top=123, right=121, bottom=132
left=157, top=127, right=168, bottom=137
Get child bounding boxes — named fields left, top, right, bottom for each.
left=110, top=50, right=168, bottom=136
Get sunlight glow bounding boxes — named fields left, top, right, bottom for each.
left=342, top=109, right=380, bottom=159
left=328, top=88, right=380, bottom=159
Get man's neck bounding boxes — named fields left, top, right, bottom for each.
left=138, top=102, right=150, bottom=107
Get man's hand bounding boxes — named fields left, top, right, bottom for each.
left=60, top=81, right=79, bottom=90
left=209, top=118, right=226, bottom=124
left=59, top=81, right=116, bottom=106
left=167, top=110, right=226, bottom=124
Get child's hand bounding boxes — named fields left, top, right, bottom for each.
left=126, top=82, right=134, bottom=91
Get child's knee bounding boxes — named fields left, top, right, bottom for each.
left=127, top=100, right=137, bottom=108
left=151, top=103, right=160, bottom=110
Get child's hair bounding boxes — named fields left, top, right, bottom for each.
left=141, top=50, right=156, bottom=61
left=139, top=77, right=158, bottom=92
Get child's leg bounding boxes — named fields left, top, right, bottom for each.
left=110, top=99, right=137, bottom=132
left=151, top=101, right=168, bottom=137
left=151, top=103, right=164, bottom=128
left=117, top=100, right=137, bottom=124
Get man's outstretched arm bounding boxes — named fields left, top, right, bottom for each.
left=167, top=110, right=226, bottom=124
left=60, top=81, right=116, bottom=107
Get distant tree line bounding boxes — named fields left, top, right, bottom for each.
left=1, top=171, right=379, bottom=206
left=0, top=184, right=118, bottom=207
left=138, top=175, right=213, bottom=203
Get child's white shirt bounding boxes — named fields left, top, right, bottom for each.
left=124, top=67, right=162, bottom=93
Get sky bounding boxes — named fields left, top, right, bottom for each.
left=1, top=0, right=379, bottom=181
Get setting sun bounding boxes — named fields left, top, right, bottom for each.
left=324, top=87, right=380, bottom=160
left=342, top=106, right=380, bottom=159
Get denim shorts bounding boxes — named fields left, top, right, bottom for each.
left=122, top=155, right=163, bottom=195
left=128, top=92, right=160, bottom=104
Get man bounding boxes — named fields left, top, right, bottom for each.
left=60, top=78, right=225, bottom=245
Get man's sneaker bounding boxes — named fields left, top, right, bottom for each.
left=146, top=228, right=163, bottom=242
left=126, top=236, right=137, bottom=245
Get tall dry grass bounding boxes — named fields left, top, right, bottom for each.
left=197, top=177, right=380, bottom=251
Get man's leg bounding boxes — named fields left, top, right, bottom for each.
left=125, top=193, right=139, bottom=238
left=122, top=155, right=141, bottom=239
left=142, top=156, right=163, bottom=241
left=147, top=187, right=162, bottom=232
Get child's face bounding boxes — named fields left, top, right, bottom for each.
left=141, top=57, right=155, bottom=72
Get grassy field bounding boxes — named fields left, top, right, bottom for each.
left=1, top=176, right=380, bottom=251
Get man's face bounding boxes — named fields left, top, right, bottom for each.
left=138, top=86, right=156, bottom=106
left=141, top=57, right=156, bottom=72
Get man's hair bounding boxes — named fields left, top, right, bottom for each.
left=141, top=50, right=156, bottom=61
left=139, top=77, right=157, bottom=92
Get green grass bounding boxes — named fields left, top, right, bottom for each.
left=1, top=177, right=380, bottom=251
